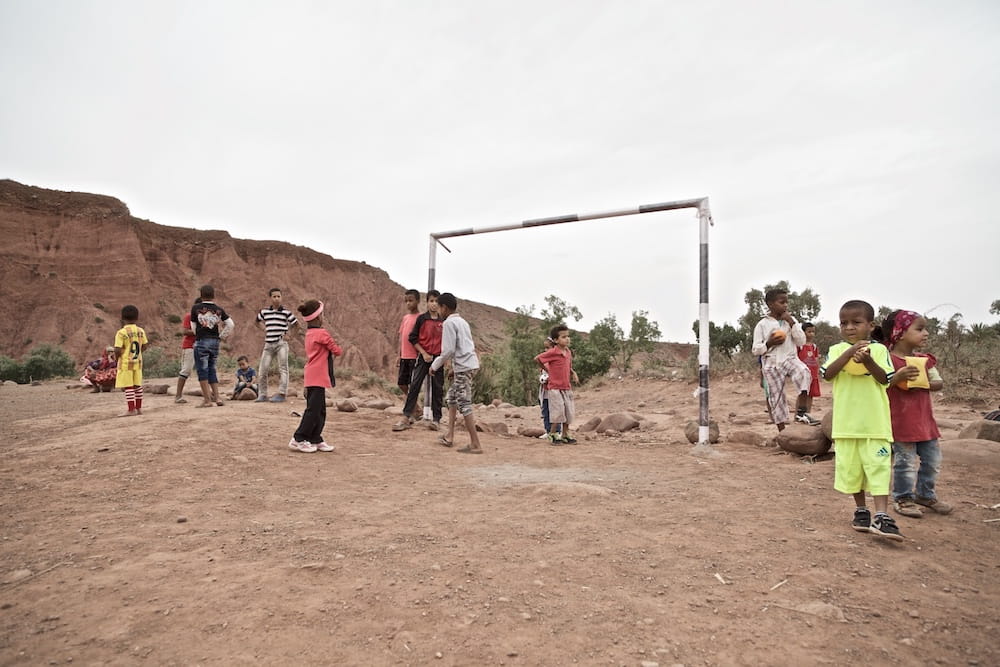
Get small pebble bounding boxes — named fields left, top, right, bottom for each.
left=176, top=517, right=187, bottom=523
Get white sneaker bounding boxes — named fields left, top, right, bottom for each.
left=795, top=413, right=821, bottom=426
left=288, top=438, right=317, bottom=453
left=315, top=441, right=335, bottom=452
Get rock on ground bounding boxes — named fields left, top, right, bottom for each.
left=958, top=420, right=1000, bottom=443
left=684, top=420, right=720, bottom=444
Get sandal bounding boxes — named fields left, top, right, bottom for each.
left=457, top=446, right=483, bottom=454
left=437, top=435, right=454, bottom=448
left=215, top=400, right=224, bottom=406
left=174, top=398, right=187, bottom=404
left=392, top=419, right=413, bottom=432
left=195, top=403, right=213, bottom=408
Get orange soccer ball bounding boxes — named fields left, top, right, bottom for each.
left=771, top=330, right=786, bottom=343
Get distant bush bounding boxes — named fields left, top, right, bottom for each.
left=167, top=314, right=182, bottom=324
left=142, top=347, right=180, bottom=378
left=0, top=344, right=76, bottom=383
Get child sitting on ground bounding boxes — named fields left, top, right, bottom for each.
left=232, top=355, right=259, bottom=399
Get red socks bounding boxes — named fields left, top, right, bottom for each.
left=124, top=386, right=144, bottom=412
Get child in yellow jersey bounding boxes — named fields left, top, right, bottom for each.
left=821, top=299, right=902, bottom=542
left=114, top=305, right=149, bottom=417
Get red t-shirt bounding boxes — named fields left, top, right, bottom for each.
left=797, top=342, right=819, bottom=378
left=303, top=327, right=342, bottom=388
left=181, top=313, right=195, bottom=350
left=399, top=313, right=419, bottom=359
left=886, top=352, right=940, bottom=442
left=535, top=346, right=573, bottom=390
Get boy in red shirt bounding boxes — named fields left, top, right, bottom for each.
left=397, top=289, right=421, bottom=396
left=797, top=322, right=821, bottom=416
left=394, top=290, right=444, bottom=430
left=535, top=324, right=579, bottom=445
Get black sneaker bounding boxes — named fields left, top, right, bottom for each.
left=852, top=507, right=871, bottom=532
left=869, top=513, right=904, bottom=541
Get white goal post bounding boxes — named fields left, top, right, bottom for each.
left=427, top=198, right=715, bottom=447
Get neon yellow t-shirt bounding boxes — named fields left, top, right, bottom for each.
left=822, top=341, right=894, bottom=440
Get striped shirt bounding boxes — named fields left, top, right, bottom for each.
left=257, top=306, right=297, bottom=343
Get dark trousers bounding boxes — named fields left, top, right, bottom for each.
left=294, top=387, right=327, bottom=444
left=402, top=356, right=444, bottom=421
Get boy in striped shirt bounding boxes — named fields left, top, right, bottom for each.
left=255, top=288, right=298, bottom=403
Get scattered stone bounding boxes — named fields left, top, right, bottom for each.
left=684, top=420, right=720, bottom=444
left=30, top=380, right=41, bottom=386
left=144, top=384, right=169, bottom=395
left=176, top=516, right=187, bottom=524
left=821, top=411, right=833, bottom=440
left=958, top=420, right=1000, bottom=443
left=6, top=569, right=33, bottom=583
left=517, top=426, right=547, bottom=438
left=232, top=455, right=249, bottom=464
left=491, top=398, right=502, bottom=407
left=498, top=402, right=515, bottom=409
left=362, top=399, right=392, bottom=410
left=477, top=422, right=508, bottom=435
left=597, top=413, right=640, bottom=434
left=337, top=400, right=358, bottom=412
left=727, top=429, right=767, bottom=447
left=235, top=388, right=257, bottom=401
left=775, top=424, right=831, bottom=456
left=603, top=429, right=621, bottom=437
left=576, top=416, right=602, bottom=433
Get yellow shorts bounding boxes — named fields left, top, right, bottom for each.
left=116, top=368, right=143, bottom=388
left=833, top=437, right=891, bottom=495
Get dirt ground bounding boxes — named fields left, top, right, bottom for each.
left=1, top=372, right=998, bottom=666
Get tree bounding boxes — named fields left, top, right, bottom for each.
left=574, top=314, right=621, bottom=381
left=990, top=299, right=1000, bottom=316
left=487, top=305, right=546, bottom=406
left=539, top=294, right=582, bottom=332
left=617, top=310, right=661, bottom=372
left=692, top=320, right=743, bottom=359
left=738, top=281, right=822, bottom=346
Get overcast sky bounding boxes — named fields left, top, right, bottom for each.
left=2, top=1, right=997, bottom=343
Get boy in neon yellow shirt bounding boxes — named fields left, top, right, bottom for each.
left=821, top=299, right=902, bottom=541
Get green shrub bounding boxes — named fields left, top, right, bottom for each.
left=167, top=314, right=182, bottom=324
left=0, top=344, right=76, bottom=383
left=0, top=356, right=25, bottom=383
left=142, top=347, right=180, bottom=378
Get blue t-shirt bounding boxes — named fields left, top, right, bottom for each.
left=237, top=367, right=257, bottom=383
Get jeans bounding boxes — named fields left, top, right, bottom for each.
left=193, top=338, right=220, bottom=383
left=892, top=439, right=942, bottom=501
left=259, top=340, right=289, bottom=396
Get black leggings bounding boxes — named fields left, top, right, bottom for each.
left=294, top=387, right=327, bottom=444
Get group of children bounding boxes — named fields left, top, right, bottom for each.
left=105, top=284, right=954, bottom=536
left=392, top=290, right=483, bottom=454
left=755, top=288, right=950, bottom=543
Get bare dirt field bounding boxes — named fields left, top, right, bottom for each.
left=1, top=373, right=998, bottom=666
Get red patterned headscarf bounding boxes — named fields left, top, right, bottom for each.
left=888, top=310, right=920, bottom=347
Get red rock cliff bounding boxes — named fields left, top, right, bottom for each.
left=0, top=179, right=511, bottom=372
